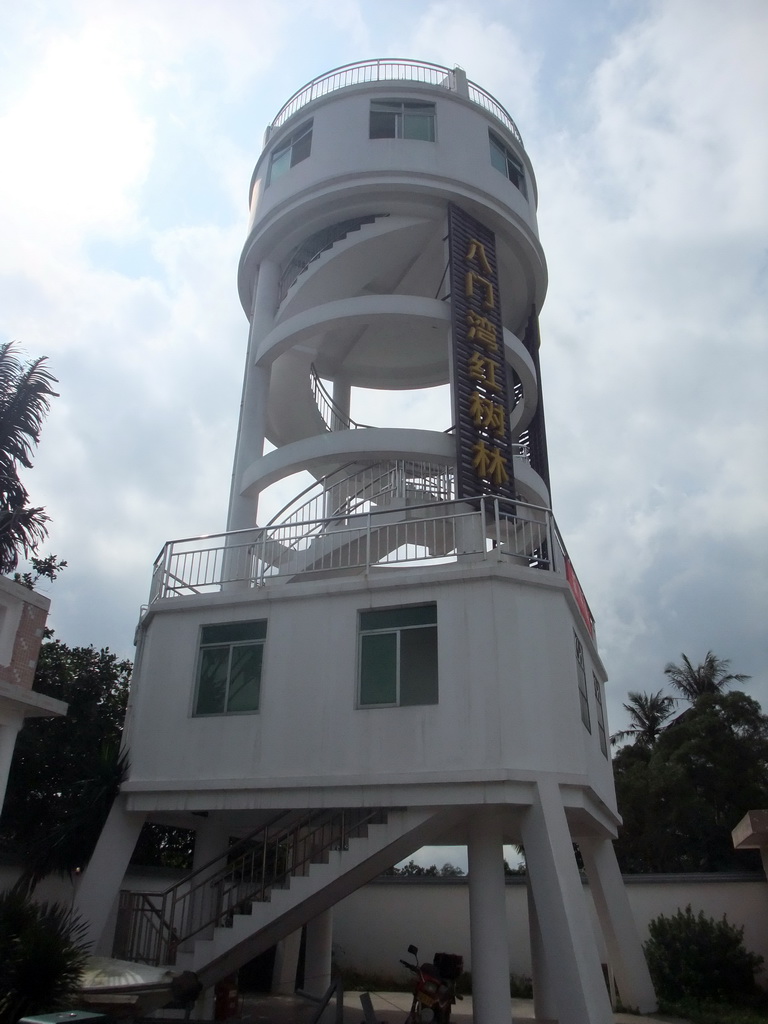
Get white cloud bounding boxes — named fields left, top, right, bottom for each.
left=0, top=0, right=764, bottom=729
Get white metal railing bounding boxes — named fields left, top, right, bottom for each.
left=266, top=458, right=455, bottom=533
left=269, top=59, right=523, bottom=146
left=149, top=495, right=556, bottom=602
left=310, top=367, right=370, bottom=432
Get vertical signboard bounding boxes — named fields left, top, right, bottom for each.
left=448, top=203, right=515, bottom=501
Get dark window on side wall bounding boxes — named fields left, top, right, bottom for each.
left=268, top=120, right=313, bottom=184
left=194, top=621, right=266, bottom=715
left=359, top=605, right=438, bottom=707
left=370, top=101, right=436, bottom=141
left=593, top=672, right=608, bottom=756
left=489, top=130, right=527, bottom=197
left=574, top=632, right=591, bottom=732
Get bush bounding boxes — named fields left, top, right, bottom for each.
left=644, top=905, right=763, bottom=1004
left=0, top=886, right=90, bottom=1024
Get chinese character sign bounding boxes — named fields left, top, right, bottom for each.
left=448, top=204, right=515, bottom=500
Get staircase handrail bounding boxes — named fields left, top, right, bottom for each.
left=121, top=808, right=385, bottom=965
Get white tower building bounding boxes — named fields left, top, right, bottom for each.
left=77, top=62, right=656, bottom=1024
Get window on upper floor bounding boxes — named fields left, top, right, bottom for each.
left=193, top=621, right=267, bottom=715
left=358, top=604, right=438, bottom=707
left=268, top=120, right=313, bottom=184
left=370, top=100, right=436, bottom=141
left=593, top=671, right=608, bottom=757
left=574, top=632, right=591, bottom=732
left=489, top=130, right=527, bottom=197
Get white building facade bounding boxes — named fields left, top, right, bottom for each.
left=76, top=61, right=656, bottom=1024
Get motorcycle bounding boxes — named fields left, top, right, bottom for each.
left=399, top=944, right=463, bottom=1023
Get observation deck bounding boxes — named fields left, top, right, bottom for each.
left=266, top=59, right=524, bottom=146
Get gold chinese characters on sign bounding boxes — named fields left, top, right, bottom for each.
left=448, top=204, right=515, bottom=500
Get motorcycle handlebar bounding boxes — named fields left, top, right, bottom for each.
left=399, top=960, right=418, bottom=972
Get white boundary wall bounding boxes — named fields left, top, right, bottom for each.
left=2, top=867, right=765, bottom=985
left=332, top=875, right=768, bottom=985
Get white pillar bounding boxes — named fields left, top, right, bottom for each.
left=272, top=928, right=302, bottom=995
left=304, top=908, right=333, bottom=997
left=332, top=376, right=351, bottom=427
left=520, top=780, right=613, bottom=1024
left=579, top=836, right=657, bottom=1013
left=0, top=716, right=22, bottom=811
left=227, top=259, right=279, bottom=532
left=467, top=808, right=512, bottom=1024
left=193, top=814, right=230, bottom=870
left=526, top=874, right=558, bottom=1023
left=74, top=796, right=146, bottom=954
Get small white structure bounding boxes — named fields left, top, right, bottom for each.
left=77, top=61, right=656, bottom=1023
left=0, top=575, right=65, bottom=810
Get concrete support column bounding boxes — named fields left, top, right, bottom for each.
left=304, top=908, right=333, bottom=997
left=332, top=376, right=351, bottom=427
left=526, top=873, right=558, bottom=1023
left=74, top=796, right=146, bottom=954
left=0, top=716, right=22, bottom=811
left=521, top=780, right=613, bottom=1024
left=192, top=814, right=230, bottom=870
left=467, top=808, right=512, bottom=1024
left=227, top=258, right=279, bottom=532
left=579, top=837, right=657, bottom=1013
left=272, top=928, right=302, bottom=995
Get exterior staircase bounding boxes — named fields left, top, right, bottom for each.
left=115, top=806, right=459, bottom=988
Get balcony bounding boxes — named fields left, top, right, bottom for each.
left=268, top=59, right=523, bottom=147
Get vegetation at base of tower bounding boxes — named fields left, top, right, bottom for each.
left=643, top=905, right=764, bottom=1008
left=610, top=689, right=675, bottom=747
left=384, top=860, right=465, bottom=876
left=0, top=342, right=58, bottom=574
left=0, top=636, right=195, bottom=885
left=612, top=653, right=768, bottom=873
left=664, top=650, right=751, bottom=702
left=0, top=885, right=89, bottom=1024
left=0, top=638, right=132, bottom=890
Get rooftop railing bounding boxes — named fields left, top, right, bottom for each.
left=150, top=496, right=554, bottom=599
left=269, top=59, right=523, bottom=146
left=147, top=495, right=595, bottom=638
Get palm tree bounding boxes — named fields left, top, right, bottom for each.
left=664, top=651, right=750, bottom=703
left=610, top=690, right=675, bottom=747
left=0, top=342, right=58, bottom=572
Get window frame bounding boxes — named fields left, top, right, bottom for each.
left=267, top=120, right=313, bottom=185
left=574, top=632, right=591, bottom=732
left=369, top=100, right=436, bottom=142
left=488, top=130, right=527, bottom=197
left=358, top=604, right=438, bottom=708
left=193, top=620, right=267, bottom=717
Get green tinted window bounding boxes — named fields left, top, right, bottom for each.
left=360, top=605, right=436, bottom=631
left=370, top=101, right=435, bottom=141
left=360, top=632, right=398, bottom=705
left=194, top=621, right=266, bottom=716
left=358, top=605, right=438, bottom=708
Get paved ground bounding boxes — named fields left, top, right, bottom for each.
left=239, top=990, right=692, bottom=1023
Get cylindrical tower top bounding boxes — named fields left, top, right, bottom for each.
left=239, top=60, right=545, bottom=328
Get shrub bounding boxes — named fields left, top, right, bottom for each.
left=0, top=886, right=90, bottom=1024
left=644, top=905, right=763, bottom=1004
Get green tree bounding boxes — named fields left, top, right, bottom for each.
left=643, top=905, right=763, bottom=1004
left=664, top=651, right=750, bottom=703
left=611, top=690, right=675, bottom=747
left=0, top=639, right=131, bottom=889
left=0, top=886, right=89, bottom=1024
left=0, top=342, right=58, bottom=573
left=614, top=692, right=768, bottom=872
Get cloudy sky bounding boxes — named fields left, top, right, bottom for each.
left=1, top=0, right=766, bottom=751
